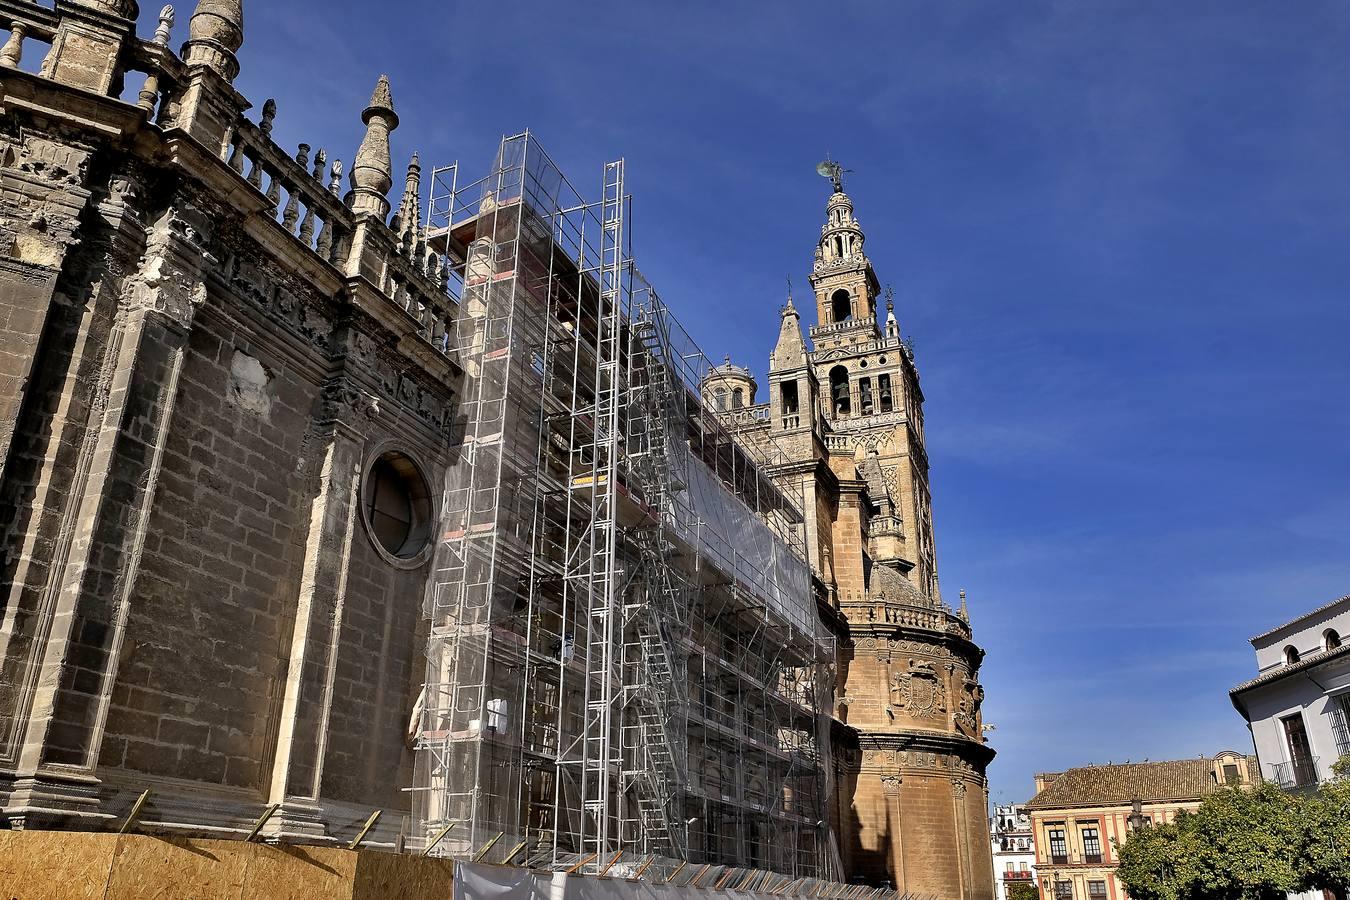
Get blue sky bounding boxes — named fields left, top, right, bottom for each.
left=150, top=1, right=1350, bottom=804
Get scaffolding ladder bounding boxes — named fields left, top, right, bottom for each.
left=622, top=294, right=692, bottom=858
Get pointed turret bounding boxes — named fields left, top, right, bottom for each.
left=771, top=289, right=808, bottom=371
left=394, top=152, right=422, bottom=242
left=182, top=0, right=243, bottom=81
left=348, top=75, right=399, bottom=220
left=884, top=286, right=899, bottom=339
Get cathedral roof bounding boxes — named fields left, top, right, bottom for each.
left=709, top=356, right=753, bottom=380
left=868, top=563, right=925, bottom=605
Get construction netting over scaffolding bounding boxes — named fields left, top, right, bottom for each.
left=413, top=132, right=836, bottom=880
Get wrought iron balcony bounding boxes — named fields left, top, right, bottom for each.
left=1269, top=756, right=1320, bottom=789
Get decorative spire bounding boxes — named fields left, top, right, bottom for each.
left=348, top=75, right=399, bottom=219
left=153, top=6, right=175, bottom=45
left=395, top=151, right=422, bottom=242
left=958, top=590, right=969, bottom=621
left=182, top=0, right=243, bottom=82
left=814, top=177, right=866, bottom=272
left=771, top=287, right=808, bottom=371
left=885, top=285, right=899, bottom=338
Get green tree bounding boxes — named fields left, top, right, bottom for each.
left=1006, top=882, right=1038, bottom=900
left=1294, top=755, right=1350, bottom=900
left=1115, top=783, right=1303, bottom=900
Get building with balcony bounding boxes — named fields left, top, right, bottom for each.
left=1231, top=595, right=1350, bottom=791
left=1025, top=753, right=1256, bottom=900
left=989, top=803, right=1036, bottom=900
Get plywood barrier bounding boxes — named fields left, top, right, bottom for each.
left=0, top=832, right=456, bottom=900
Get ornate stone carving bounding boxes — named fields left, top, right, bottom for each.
left=951, top=779, right=967, bottom=800
left=881, top=775, right=902, bottom=795
left=889, top=659, right=947, bottom=719
left=15, top=136, right=90, bottom=187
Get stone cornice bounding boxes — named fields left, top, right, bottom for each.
left=854, top=727, right=997, bottom=765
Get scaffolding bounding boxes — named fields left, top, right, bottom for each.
left=413, top=133, right=834, bottom=879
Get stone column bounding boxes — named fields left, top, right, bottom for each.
left=952, top=778, right=970, bottom=900
left=0, top=172, right=139, bottom=776
left=7, top=200, right=212, bottom=819
left=264, top=373, right=374, bottom=837
left=881, top=774, right=905, bottom=889
left=0, top=137, right=93, bottom=490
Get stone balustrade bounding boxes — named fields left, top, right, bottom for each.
left=0, top=0, right=456, bottom=360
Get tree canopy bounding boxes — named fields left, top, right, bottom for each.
left=1115, top=759, right=1350, bottom=900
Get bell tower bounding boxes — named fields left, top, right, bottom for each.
left=809, top=187, right=881, bottom=344
left=766, top=167, right=995, bottom=898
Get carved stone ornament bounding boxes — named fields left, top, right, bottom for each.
left=889, top=659, right=947, bottom=719
left=881, top=775, right=902, bottom=795
left=951, top=779, right=967, bottom=800
left=16, top=136, right=90, bottom=187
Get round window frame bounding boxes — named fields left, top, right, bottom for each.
left=359, top=445, right=435, bottom=569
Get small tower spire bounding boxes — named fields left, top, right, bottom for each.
left=885, top=285, right=899, bottom=339
left=395, top=151, right=422, bottom=241
left=182, top=0, right=243, bottom=81
left=958, top=590, right=969, bottom=621
left=348, top=75, right=399, bottom=220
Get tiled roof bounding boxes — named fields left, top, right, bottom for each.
left=1025, top=757, right=1253, bottom=810
left=869, top=563, right=925, bottom=605
left=1230, top=641, right=1350, bottom=696
left=1249, top=594, right=1350, bottom=644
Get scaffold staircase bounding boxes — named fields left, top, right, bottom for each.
left=622, top=296, right=692, bottom=858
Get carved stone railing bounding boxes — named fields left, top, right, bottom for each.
left=719, top=403, right=770, bottom=428
left=0, top=3, right=58, bottom=74
left=0, top=1, right=456, bottom=361
left=220, top=104, right=455, bottom=357
left=824, top=434, right=850, bottom=453
left=808, top=317, right=879, bottom=339
left=223, top=108, right=353, bottom=265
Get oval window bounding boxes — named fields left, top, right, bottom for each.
left=363, top=451, right=433, bottom=560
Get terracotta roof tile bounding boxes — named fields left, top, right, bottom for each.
left=1025, top=756, right=1256, bottom=810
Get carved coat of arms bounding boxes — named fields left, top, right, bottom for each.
left=890, top=659, right=946, bottom=718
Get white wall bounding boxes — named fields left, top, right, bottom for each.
left=1252, top=597, right=1350, bottom=673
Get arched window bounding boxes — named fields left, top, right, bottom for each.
left=831, top=289, right=852, bottom=323
left=859, top=377, right=873, bottom=414
left=829, top=366, right=850, bottom=417
left=1325, top=629, right=1341, bottom=652
left=1284, top=645, right=1301, bottom=665
left=878, top=374, right=893, bottom=413
left=833, top=235, right=844, bottom=258
left=732, top=388, right=744, bottom=409
left=713, top=388, right=727, bottom=410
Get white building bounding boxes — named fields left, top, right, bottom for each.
left=1231, top=594, right=1350, bottom=791
left=989, top=803, right=1036, bottom=900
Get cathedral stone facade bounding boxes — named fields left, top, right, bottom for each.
left=725, top=181, right=996, bottom=898
left=0, top=1, right=993, bottom=896
left=0, top=0, right=454, bottom=846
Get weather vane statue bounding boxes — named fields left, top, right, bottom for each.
left=816, top=156, right=852, bottom=193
